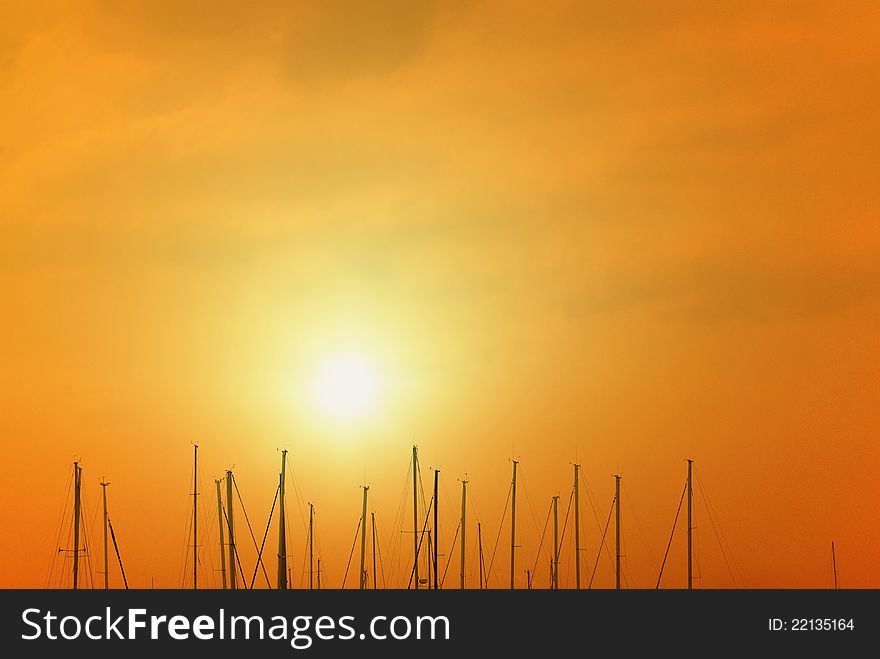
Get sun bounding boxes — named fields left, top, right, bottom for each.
left=311, top=354, right=381, bottom=421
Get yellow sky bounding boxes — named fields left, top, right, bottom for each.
left=1, top=1, right=879, bottom=588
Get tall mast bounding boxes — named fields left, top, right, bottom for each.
left=215, top=479, right=227, bottom=590
left=309, top=502, right=314, bottom=590
left=574, top=463, right=581, bottom=590
left=460, top=479, right=467, bottom=590
left=433, top=469, right=439, bottom=590
left=73, top=462, right=81, bottom=590
left=371, top=512, right=377, bottom=590
left=412, top=445, right=419, bottom=590
left=615, top=474, right=621, bottom=590
left=832, top=541, right=838, bottom=590
left=552, top=495, right=559, bottom=589
left=316, top=558, right=321, bottom=589
left=192, top=446, right=198, bottom=590
left=510, top=460, right=518, bottom=589
left=277, top=450, right=287, bottom=590
left=687, top=459, right=693, bottom=590
left=101, top=477, right=109, bottom=590
left=360, top=486, right=368, bottom=589
left=226, top=470, right=236, bottom=590
left=478, top=521, right=484, bottom=590
left=427, top=530, right=432, bottom=587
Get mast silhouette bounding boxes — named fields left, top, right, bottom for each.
left=412, top=446, right=419, bottom=590
left=460, top=479, right=467, bottom=589
left=615, top=474, right=621, bottom=590
left=277, top=450, right=287, bottom=590
left=226, top=469, right=236, bottom=590
left=216, top=479, right=227, bottom=590
left=360, top=486, right=368, bottom=589
left=72, top=461, right=82, bottom=590
left=100, top=477, right=109, bottom=590
left=574, top=464, right=581, bottom=589
left=687, top=459, right=693, bottom=590
left=192, top=446, right=198, bottom=590
left=309, top=502, right=314, bottom=590
left=552, top=495, right=559, bottom=589
left=510, top=460, right=518, bottom=589
left=433, top=469, right=439, bottom=590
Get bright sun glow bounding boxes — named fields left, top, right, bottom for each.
left=311, top=354, right=381, bottom=421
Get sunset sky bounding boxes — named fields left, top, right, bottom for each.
left=1, top=1, right=879, bottom=589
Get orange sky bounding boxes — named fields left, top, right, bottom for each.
left=1, top=1, right=879, bottom=589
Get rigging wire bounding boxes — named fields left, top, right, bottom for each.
left=624, top=485, right=658, bottom=576
left=485, top=479, right=512, bottom=585
left=656, top=483, right=687, bottom=589
left=588, top=497, right=616, bottom=589
left=439, top=523, right=461, bottom=588
left=341, top=517, right=362, bottom=588
left=249, top=483, right=279, bottom=589
left=695, top=469, right=740, bottom=588
left=232, top=474, right=271, bottom=588
left=529, top=501, right=553, bottom=581
left=47, top=465, right=74, bottom=588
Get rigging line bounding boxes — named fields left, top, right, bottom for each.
left=485, top=479, right=512, bottom=583
left=588, top=497, right=616, bottom=590
left=249, top=483, right=279, bottom=590
left=285, top=453, right=311, bottom=535
left=517, top=467, right=543, bottom=538
left=341, top=517, right=362, bottom=589
left=579, top=468, right=609, bottom=539
left=695, top=471, right=739, bottom=588
left=196, top=465, right=217, bottom=588
left=81, top=486, right=97, bottom=588
left=439, top=523, right=460, bottom=588
left=221, top=502, right=249, bottom=589
left=530, top=500, right=553, bottom=579
left=696, top=467, right=745, bottom=586
left=47, top=465, right=75, bottom=588
left=389, top=457, right=412, bottom=587
left=656, top=484, right=687, bottom=589
left=406, top=495, right=435, bottom=589
left=107, top=517, right=129, bottom=589
left=231, top=473, right=271, bottom=588
left=373, top=513, right=387, bottom=589
left=624, top=485, right=658, bottom=574
left=556, top=489, right=574, bottom=563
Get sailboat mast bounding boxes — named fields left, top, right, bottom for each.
left=460, top=479, right=467, bottom=590
left=371, top=512, right=377, bottom=590
left=216, top=479, right=227, bottom=590
left=615, top=474, right=621, bottom=590
left=278, top=450, right=287, bottom=590
left=309, top=502, right=314, bottom=590
left=687, top=459, right=693, bottom=590
left=552, top=495, right=559, bottom=589
left=832, top=541, right=838, bottom=590
left=73, top=462, right=81, bottom=590
left=101, top=478, right=109, bottom=590
left=360, top=486, right=368, bottom=589
left=317, top=558, right=321, bottom=589
left=510, top=460, right=518, bottom=589
left=226, top=470, right=236, bottom=590
left=433, top=469, right=439, bottom=590
left=412, top=445, right=419, bottom=590
left=192, top=446, right=198, bottom=590
left=574, top=464, right=581, bottom=589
